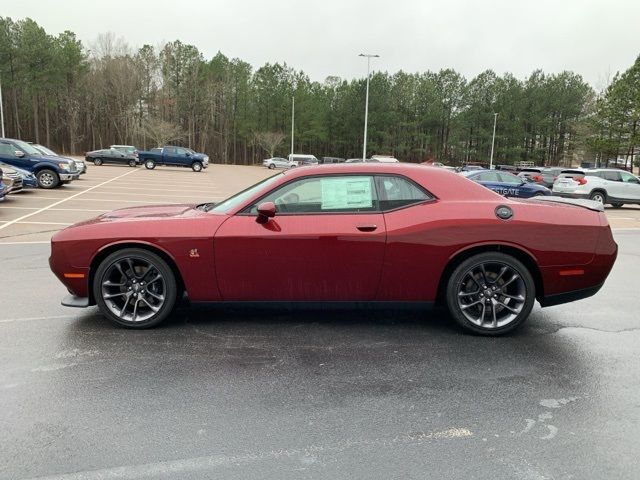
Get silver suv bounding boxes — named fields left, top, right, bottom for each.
left=552, top=168, right=640, bottom=207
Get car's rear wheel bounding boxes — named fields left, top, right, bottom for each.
left=533, top=192, right=544, bottom=197
left=589, top=191, right=606, bottom=204
left=128, top=159, right=137, bottom=167
left=445, top=252, right=535, bottom=335
left=145, top=159, right=156, bottom=170
left=36, top=169, right=60, bottom=189
left=94, top=158, right=103, bottom=166
left=611, top=203, right=623, bottom=208
left=192, top=161, right=203, bottom=172
left=93, top=248, right=178, bottom=328
left=268, top=163, right=275, bottom=169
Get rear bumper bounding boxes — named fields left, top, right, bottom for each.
left=540, top=282, right=604, bottom=307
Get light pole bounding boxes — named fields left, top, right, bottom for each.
left=0, top=79, right=5, bottom=138
left=489, top=112, right=498, bottom=169
left=359, top=53, right=379, bottom=160
left=290, top=96, right=295, bottom=156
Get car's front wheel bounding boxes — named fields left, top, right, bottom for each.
left=36, top=169, right=60, bottom=189
left=145, top=159, right=156, bottom=170
left=445, top=252, right=535, bottom=335
left=93, top=248, right=178, bottom=328
left=268, top=163, right=275, bottom=169
left=192, top=161, right=203, bottom=172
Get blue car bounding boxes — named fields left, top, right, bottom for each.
left=461, top=170, right=551, bottom=198
left=0, top=162, right=37, bottom=189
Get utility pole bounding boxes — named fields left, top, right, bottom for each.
left=359, top=53, right=379, bottom=160
left=0, top=79, right=5, bottom=138
left=489, top=112, right=498, bottom=169
left=290, top=96, right=295, bottom=156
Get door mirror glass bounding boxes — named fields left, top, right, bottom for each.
left=15, top=150, right=25, bottom=158
left=256, top=201, right=276, bottom=224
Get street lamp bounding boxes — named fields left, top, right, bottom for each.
left=290, top=96, right=295, bottom=156
left=489, top=112, right=498, bottom=169
left=359, top=53, right=379, bottom=160
left=0, top=79, right=5, bottom=138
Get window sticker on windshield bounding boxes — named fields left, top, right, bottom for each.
left=321, top=177, right=372, bottom=209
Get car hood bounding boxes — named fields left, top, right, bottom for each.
left=99, top=204, right=202, bottom=221
left=36, top=154, right=74, bottom=165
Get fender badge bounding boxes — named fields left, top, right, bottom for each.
left=189, top=249, right=200, bottom=258
left=495, top=205, right=513, bottom=220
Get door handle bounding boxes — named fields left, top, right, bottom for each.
left=356, top=224, right=377, bottom=232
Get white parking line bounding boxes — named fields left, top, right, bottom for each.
left=0, top=169, right=138, bottom=231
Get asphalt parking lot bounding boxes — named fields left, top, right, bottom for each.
left=1, top=165, right=639, bottom=479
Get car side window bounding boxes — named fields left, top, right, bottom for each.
left=247, top=175, right=378, bottom=214
left=476, top=172, right=501, bottom=182
left=0, top=142, right=15, bottom=155
left=176, top=147, right=188, bottom=155
left=498, top=172, right=522, bottom=185
left=620, top=172, right=638, bottom=183
left=603, top=171, right=621, bottom=181
left=165, top=147, right=176, bottom=155
left=376, top=175, right=432, bottom=211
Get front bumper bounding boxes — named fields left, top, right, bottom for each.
left=59, top=173, right=77, bottom=181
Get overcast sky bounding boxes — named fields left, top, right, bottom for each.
left=4, top=0, right=639, bottom=89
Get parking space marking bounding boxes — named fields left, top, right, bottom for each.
left=0, top=169, right=138, bottom=232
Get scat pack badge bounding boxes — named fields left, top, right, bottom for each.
left=189, top=249, right=200, bottom=258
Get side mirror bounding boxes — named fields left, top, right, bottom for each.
left=185, top=152, right=191, bottom=157
left=15, top=150, right=25, bottom=158
left=256, top=201, right=276, bottom=224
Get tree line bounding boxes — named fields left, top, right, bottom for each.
left=0, top=16, right=638, bottom=167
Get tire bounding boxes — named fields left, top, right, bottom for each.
left=93, top=248, right=178, bottom=329
left=128, top=159, right=137, bottom=167
left=36, top=169, right=60, bottom=189
left=445, top=252, right=536, bottom=335
left=192, top=161, right=203, bottom=172
left=533, top=192, right=544, bottom=197
left=611, top=203, right=624, bottom=208
left=589, top=191, right=606, bottom=205
left=94, top=158, right=103, bottom=166
left=268, top=163, right=275, bottom=169
left=144, top=159, right=156, bottom=170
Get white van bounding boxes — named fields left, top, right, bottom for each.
left=370, top=155, right=400, bottom=163
left=288, top=154, right=319, bottom=166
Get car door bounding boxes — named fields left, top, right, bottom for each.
left=0, top=140, right=29, bottom=170
left=475, top=171, right=510, bottom=196
left=214, top=174, right=386, bottom=301
left=619, top=171, right=640, bottom=201
left=162, top=146, right=177, bottom=165
left=601, top=171, right=624, bottom=199
left=498, top=172, right=531, bottom=197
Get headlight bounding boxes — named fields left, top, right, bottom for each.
left=58, top=163, right=71, bottom=171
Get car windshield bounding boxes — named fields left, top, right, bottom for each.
left=14, top=140, right=43, bottom=155
left=35, top=144, right=57, bottom=155
left=208, top=173, right=283, bottom=213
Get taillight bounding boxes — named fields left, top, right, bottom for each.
left=577, top=178, right=587, bottom=185
left=532, top=175, right=542, bottom=182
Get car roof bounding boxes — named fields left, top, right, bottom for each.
left=277, top=163, right=500, bottom=202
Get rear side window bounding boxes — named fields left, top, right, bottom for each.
left=602, top=171, right=621, bottom=181
left=376, top=175, right=432, bottom=211
left=475, top=172, right=501, bottom=182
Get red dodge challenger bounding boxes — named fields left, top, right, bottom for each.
left=49, top=164, right=617, bottom=335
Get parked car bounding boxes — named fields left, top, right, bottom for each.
left=5, top=164, right=38, bottom=189
left=86, top=148, right=138, bottom=167
left=461, top=170, right=551, bottom=198
left=50, top=164, right=617, bottom=336
left=460, top=165, right=485, bottom=172
left=263, top=157, right=296, bottom=169
left=0, top=138, right=79, bottom=188
left=552, top=168, right=640, bottom=207
left=137, top=146, right=209, bottom=171
left=319, top=157, right=345, bottom=164
left=370, top=155, right=400, bottom=163
left=0, top=163, right=24, bottom=193
left=0, top=167, right=7, bottom=201
left=288, top=154, right=318, bottom=166
left=345, top=158, right=380, bottom=163
left=110, top=145, right=138, bottom=157
left=517, top=167, right=544, bottom=184
left=29, top=143, right=87, bottom=174
left=538, top=167, right=565, bottom=188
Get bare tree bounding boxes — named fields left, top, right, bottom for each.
left=254, top=131, right=286, bottom=158
left=141, top=117, right=185, bottom=146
